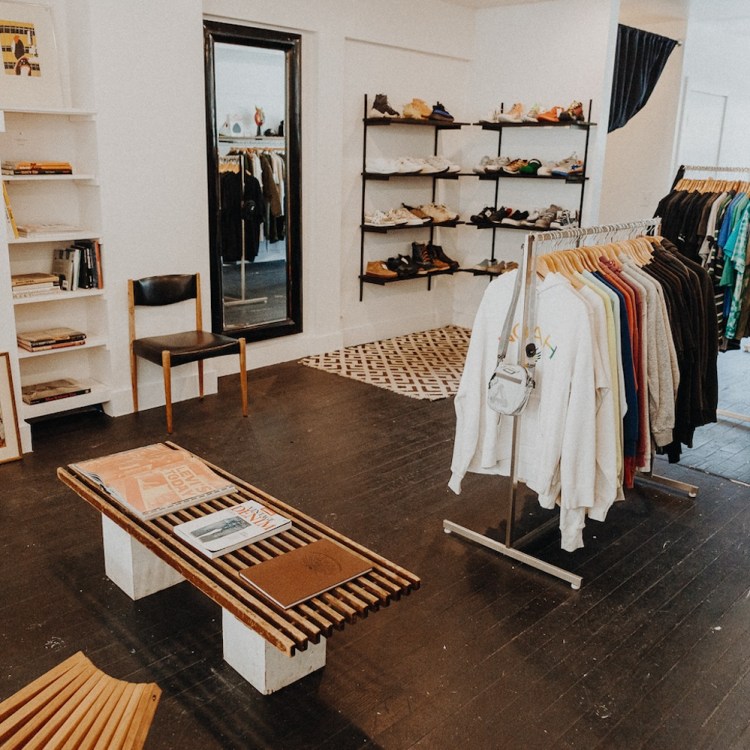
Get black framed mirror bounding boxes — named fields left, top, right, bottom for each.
left=204, top=21, right=302, bottom=341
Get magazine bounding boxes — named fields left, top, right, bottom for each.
left=72, top=444, right=237, bottom=521
left=22, top=378, right=92, bottom=404
left=173, top=499, right=292, bottom=558
left=239, top=538, right=373, bottom=609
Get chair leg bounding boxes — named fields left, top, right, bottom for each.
left=162, top=351, right=173, bottom=434
left=198, top=360, right=204, bottom=399
left=239, top=337, right=248, bottom=417
left=130, top=349, right=139, bottom=412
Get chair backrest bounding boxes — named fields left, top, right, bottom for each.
left=128, top=273, right=203, bottom=343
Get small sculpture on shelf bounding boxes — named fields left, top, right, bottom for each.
left=254, top=106, right=265, bottom=137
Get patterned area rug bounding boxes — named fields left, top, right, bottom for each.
left=299, top=325, right=470, bottom=400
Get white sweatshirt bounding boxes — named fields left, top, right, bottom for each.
left=450, top=271, right=615, bottom=551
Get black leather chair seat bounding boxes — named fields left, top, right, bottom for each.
left=133, top=331, right=240, bottom=367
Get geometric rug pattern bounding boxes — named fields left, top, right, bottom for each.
left=299, top=325, right=471, bottom=401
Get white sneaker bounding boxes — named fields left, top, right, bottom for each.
left=395, top=157, right=424, bottom=174
left=385, top=207, right=425, bottom=225
left=419, top=157, right=451, bottom=174
left=366, top=158, right=398, bottom=174
left=550, top=209, right=579, bottom=229
left=496, top=102, right=524, bottom=122
left=364, top=210, right=397, bottom=227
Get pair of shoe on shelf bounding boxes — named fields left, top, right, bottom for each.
left=537, top=152, right=583, bottom=178
left=482, top=100, right=585, bottom=124
left=365, top=255, right=422, bottom=279
left=472, top=258, right=520, bottom=274
left=369, top=94, right=455, bottom=123
left=402, top=202, right=459, bottom=224
left=366, top=156, right=461, bottom=175
left=412, top=241, right=459, bottom=272
left=531, top=205, right=580, bottom=230
left=364, top=207, right=429, bottom=227
left=470, top=206, right=534, bottom=227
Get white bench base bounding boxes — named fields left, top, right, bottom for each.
left=222, top=610, right=326, bottom=695
left=100, top=516, right=326, bottom=694
left=102, top=516, right=184, bottom=599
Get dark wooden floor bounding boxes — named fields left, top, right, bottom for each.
left=2, top=360, right=749, bottom=749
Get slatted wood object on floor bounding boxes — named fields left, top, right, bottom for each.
left=0, top=651, right=160, bottom=750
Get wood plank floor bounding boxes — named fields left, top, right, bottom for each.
left=1, top=360, right=748, bottom=749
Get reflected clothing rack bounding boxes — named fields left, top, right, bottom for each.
left=443, top=219, right=699, bottom=589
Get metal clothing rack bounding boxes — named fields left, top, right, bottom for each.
left=443, top=218, right=699, bottom=589
left=673, top=165, right=750, bottom=425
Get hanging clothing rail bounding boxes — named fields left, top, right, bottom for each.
left=663, top=164, right=750, bottom=425
left=444, top=218, right=699, bottom=589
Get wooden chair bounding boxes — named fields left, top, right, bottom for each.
left=0, top=651, right=160, bottom=749
left=128, top=273, right=248, bottom=433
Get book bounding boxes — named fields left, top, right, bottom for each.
left=16, top=223, right=81, bottom=237
left=3, top=181, right=18, bottom=239
left=51, top=247, right=80, bottom=291
left=2, top=160, right=73, bottom=175
left=11, top=272, right=60, bottom=287
left=22, top=377, right=92, bottom=405
left=238, top=538, right=373, bottom=609
left=17, top=327, right=87, bottom=351
left=173, top=499, right=292, bottom=558
left=72, top=444, right=238, bottom=521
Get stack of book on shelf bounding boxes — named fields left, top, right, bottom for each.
left=72, top=444, right=238, bottom=521
left=17, top=326, right=87, bottom=353
left=51, top=240, right=103, bottom=290
left=11, top=272, right=61, bottom=299
left=21, top=377, right=92, bottom=405
left=2, top=160, right=73, bottom=175
left=174, top=499, right=292, bottom=558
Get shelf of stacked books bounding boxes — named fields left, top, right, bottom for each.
left=20, top=377, right=110, bottom=419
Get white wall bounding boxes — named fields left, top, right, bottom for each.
left=599, top=8, right=686, bottom=224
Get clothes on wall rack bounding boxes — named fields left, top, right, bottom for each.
left=228, top=147, right=287, bottom=246
left=655, top=165, right=750, bottom=346
left=449, top=231, right=717, bottom=552
left=220, top=152, right=265, bottom=263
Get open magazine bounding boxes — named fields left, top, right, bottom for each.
left=72, top=444, right=236, bottom=520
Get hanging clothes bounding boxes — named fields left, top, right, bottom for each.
left=450, top=235, right=718, bottom=551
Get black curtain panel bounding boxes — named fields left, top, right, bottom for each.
left=608, top=24, right=678, bottom=133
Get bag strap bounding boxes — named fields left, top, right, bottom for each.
left=496, top=262, right=538, bottom=369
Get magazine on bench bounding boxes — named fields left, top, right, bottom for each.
left=72, top=443, right=237, bottom=520
left=239, top=538, right=373, bottom=609
left=173, top=499, right=292, bottom=558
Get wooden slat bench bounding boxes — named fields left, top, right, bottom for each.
left=0, top=651, right=160, bottom=749
left=57, top=442, right=420, bottom=694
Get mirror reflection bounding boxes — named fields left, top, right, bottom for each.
left=216, top=44, right=287, bottom=329
left=204, top=22, right=301, bottom=341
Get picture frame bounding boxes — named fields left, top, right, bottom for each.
left=0, top=1, right=63, bottom=110
left=0, top=352, right=21, bottom=463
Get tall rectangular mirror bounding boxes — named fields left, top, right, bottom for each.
left=204, top=21, right=302, bottom=341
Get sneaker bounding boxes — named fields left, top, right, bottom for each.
left=385, top=207, right=426, bottom=225
left=523, top=104, right=542, bottom=122
left=402, top=98, right=432, bottom=119
left=364, top=209, right=397, bottom=227
left=365, top=157, right=398, bottom=174
left=489, top=207, right=512, bottom=224
left=536, top=160, right=559, bottom=177
left=551, top=153, right=582, bottom=177
left=534, top=204, right=562, bottom=229
left=402, top=203, right=432, bottom=222
left=395, top=156, right=424, bottom=174
left=550, top=209, right=579, bottom=229
left=502, top=158, right=529, bottom=174
left=369, top=93, right=399, bottom=118
left=537, top=106, right=563, bottom=123
left=483, top=156, right=512, bottom=173
left=521, top=209, right=542, bottom=227
left=558, top=100, right=585, bottom=122
left=365, top=260, right=398, bottom=278
left=496, top=102, right=524, bottom=122
left=418, top=203, right=459, bottom=223
left=501, top=210, right=529, bottom=227
left=481, top=105, right=503, bottom=123
left=518, top=158, right=542, bottom=175
left=429, top=102, right=454, bottom=122
left=470, top=206, right=496, bottom=226
left=387, top=254, right=422, bottom=277
left=418, top=156, right=451, bottom=174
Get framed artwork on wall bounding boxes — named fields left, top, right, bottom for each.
left=0, top=2, right=63, bottom=110
left=0, top=352, right=21, bottom=463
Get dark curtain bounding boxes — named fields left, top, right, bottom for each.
left=608, top=24, right=678, bottom=133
